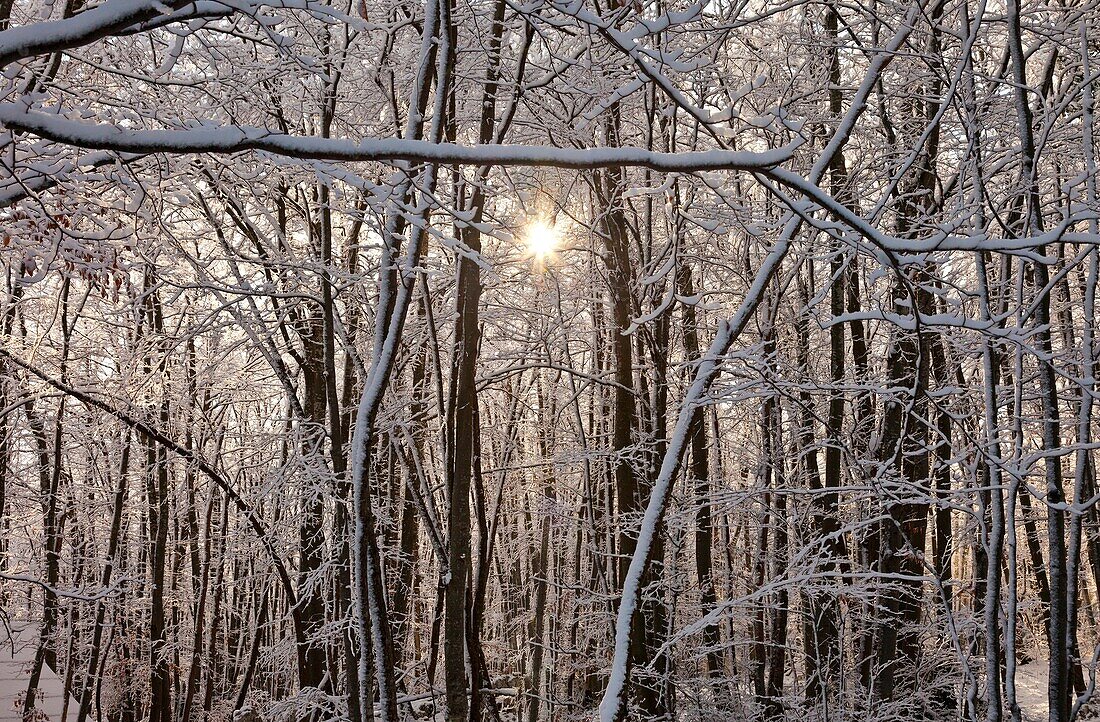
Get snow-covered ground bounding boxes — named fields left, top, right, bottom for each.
left=0, top=624, right=76, bottom=722
left=1015, top=660, right=1048, bottom=722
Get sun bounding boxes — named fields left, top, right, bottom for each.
left=526, top=221, right=558, bottom=260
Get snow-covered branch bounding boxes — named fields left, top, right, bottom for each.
left=0, top=105, right=799, bottom=171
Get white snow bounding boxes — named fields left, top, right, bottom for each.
left=0, top=624, right=77, bottom=722
left=1015, top=660, right=1048, bottom=722
left=0, top=104, right=800, bottom=171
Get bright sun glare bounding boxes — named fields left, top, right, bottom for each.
left=526, top=221, right=558, bottom=259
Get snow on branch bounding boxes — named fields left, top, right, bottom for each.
left=0, top=0, right=228, bottom=67
left=0, top=150, right=142, bottom=208
left=0, top=105, right=801, bottom=171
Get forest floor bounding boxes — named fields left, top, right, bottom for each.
left=1015, top=660, right=1048, bottom=721
left=0, top=624, right=75, bottom=721
left=0, top=628, right=1069, bottom=722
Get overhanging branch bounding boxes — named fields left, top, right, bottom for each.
left=0, top=104, right=800, bottom=171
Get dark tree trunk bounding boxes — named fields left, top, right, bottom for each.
left=678, top=265, right=721, bottom=678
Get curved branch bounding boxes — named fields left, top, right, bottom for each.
left=0, top=348, right=303, bottom=629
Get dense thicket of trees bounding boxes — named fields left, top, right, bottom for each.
left=3, top=0, right=1100, bottom=721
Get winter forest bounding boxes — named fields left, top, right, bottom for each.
left=6, top=0, right=1100, bottom=720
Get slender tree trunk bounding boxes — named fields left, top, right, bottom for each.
left=1006, top=3, right=1068, bottom=718
left=795, top=275, right=842, bottom=706
left=144, top=280, right=172, bottom=722
left=527, top=381, right=556, bottom=722
left=77, top=431, right=131, bottom=722
left=678, top=265, right=721, bottom=678
left=764, top=379, right=788, bottom=721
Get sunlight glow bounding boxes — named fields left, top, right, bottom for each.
left=526, top=221, right=558, bottom=260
